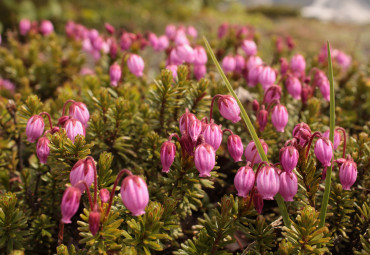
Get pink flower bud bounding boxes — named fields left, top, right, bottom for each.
left=257, top=107, right=268, bottom=132
left=246, top=56, right=263, bottom=71
left=290, top=54, right=306, bottom=77
left=39, top=20, right=54, bottom=36
left=165, top=24, right=177, bottom=40
left=36, top=136, right=50, bottom=164
left=26, top=115, right=45, bottom=143
left=61, top=186, right=81, bottom=224
left=179, top=109, right=197, bottom=136
left=264, top=85, right=282, bottom=104
left=187, top=26, right=198, bottom=38
left=109, top=40, right=118, bottom=59
left=120, top=175, right=149, bottom=216
left=160, top=141, right=176, bottom=173
left=157, top=35, right=169, bottom=51
left=64, top=118, right=85, bottom=143
left=99, top=188, right=110, bottom=203
left=253, top=192, right=264, bottom=214
left=203, top=123, right=223, bottom=151
left=279, top=146, right=299, bottom=174
left=193, top=46, right=207, bottom=65
left=89, top=29, right=99, bottom=41
left=234, top=165, right=255, bottom=197
left=175, top=44, right=194, bottom=63
left=69, top=102, right=90, bottom=127
left=174, top=30, right=189, bottom=45
left=148, top=33, right=158, bottom=49
left=339, top=157, right=357, bottom=190
left=109, top=63, right=122, bottom=87
left=293, top=122, right=312, bottom=147
left=194, top=143, right=216, bottom=177
left=218, top=95, right=241, bottom=123
left=227, top=134, right=244, bottom=162
left=120, top=32, right=132, bottom=51
left=234, top=55, right=245, bottom=74
left=104, top=22, right=115, bottom=35
left=314, top=137, right=333, bottom=167
left=271, top=104, right=288, bottom=132
left=285, top=75, right=302, bottom=100
left=70, top=157, right=95, bottom=192
left=245, top=139, right=268, bottom=165
left=166, top=65, right=178, bottom=80
left=280, top=58, right=289, bottom=75
left=89, top=209, right=101, bottom=235
left=322, top=130, right=341, bottom=150
left=279, top=172, right=298, bottom=201
left=252, top=99, right=260, bottom=112
left=19, top=19, right=31, bottom=36
left=169, top=49, right=183, bottom=65
left=247, top=65, right=263, bottom=87
left=222, top=56, right=236, bottom=74
left=188, top=119, right=202, bottom=142
left=218, top=23, right=229, bottom=39
left=194, top=64, right=207, bottom=80
left=336, top=51, right=351, bottom=71
left=256, top=166, right=280, bottom=200
left=127, top=54, right=144, bottom=77
left=259, top=66, right=276, bottom=90
left=241, top=40, right=257, bottom=56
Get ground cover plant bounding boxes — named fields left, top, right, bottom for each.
left=0, top=8, right=369, bottom=255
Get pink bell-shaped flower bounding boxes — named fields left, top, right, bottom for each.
left=271, top=104, right=288, bottom=133
left=61, top=186, right=81, bottom=224
left=187, top=26, right=198, bottom=38
left=322, top=129, right=341, bottom=150
left=234, top=55, right=246, bottom=74
left=36, top=136, right=50, bottom=164
left=194, top=64, right=207, bottom=80
left=293, top=122, right=312, bottom=147
left=194, top=143, right=216, bottom=177
left=339, top=156, right=357, bottom=190
left=26, top=115, right=45, bottom=143
left=39, top=20, right=54, bottom=36
left=175, top=44, right=194, bottom=63
left=290, top=54, right=306, bottom=77
left=245, top=139, right=268, bottom=165
left=69, top=102, right=90, bottom=127
left=234, top=165, right=255, bottom=197
left=70, top=157, right=96, bottom=192
left=241, top=39, right=257, bottom=56
left=127, top=54, right=144, bottom=77
left=218, top=95, right=241, bottom=123
left=203, top=123, right=223, bottom=151
left=285, top=75, right=302, bottom=100
left=257, top=106, right=268, bottom=132
left=120, top=32, right=132, bottom=51
left=247, top=65, right=263, bottom=87
left=193, top=46, right=207, bottom=65
left=165, top=24, right=177, bottom=40
left=179, top=109, right=197, bottom=136
left=227, top=134, right=244, bottom=162
left=120, top=175, right=149, bottom=216
left=279, top=172, right=298, bottom=201
left=256, top=166, right=280, bottom=200
left=314, top=137, right=333, bottom=167
left=259, top=66, right=276, bottom=90
left=169, top=48, right=183, bottom=65
left=160, top=141, right=176, bottom=173
left=188, top=119, right=202, bottom=142
left=157, top=35, right=169, bottom=51
left=221, top=56, right=236, bottom=74
left=264, top=85, right=281, bottom=104
left=246, top=56, right=263, bottom=71
left=279, top=146, right=299, bottom=174
left=89, top=208, right=101, bottom=235
left=19, top=19, right=31, bottom=36
left=99, top=188, right=110, bottom=203
left=64, top=118, right=85, bottom=143
left=109, top=63, right=122, bottom=87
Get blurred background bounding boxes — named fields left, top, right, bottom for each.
left=0, top=0, right=369, bottom=62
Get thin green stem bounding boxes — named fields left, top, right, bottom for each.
left=319, top=41, right=335, bottom=228
left=203, top=36, right=291, bottom=228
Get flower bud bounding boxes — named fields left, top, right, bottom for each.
left=322, top=129, right=341, bottom=150
left=187, top=26, right=198, bottom=38
left=285, top=75, right=302, bottom=100
left=99, top=188, right=110, bottom=203
left=252, top=99, right=260, bottom=112
left=179, top=109, right=197, bottom=136
left=336, top=51, right=351, bottom=71
left=19, top=19, right=31, bottom=36
left=148, top=32, right=159, bottom=50
left=175, top=44, right=194, bottom=63
left=271, top=104, right=288, bottom=132
left=188, top=119, right=202, bottom=142
left=245, top=139, right=268, bottom=165
left=292, top=122, right=312, bottom=147
left=290, top=54, right=306, bottom=77
left=256, top=166, right=280, bottom=200
left=127, top=54, right=145, bottom=77
left=280, top=58, right=289, bottom=75
left=26, top=115, right=45, bottom=143
left=193, top=46, right=207, bottom=65
left=241, top=39, right=257, bottom=56
left=227, top=134, right=244, bottom=162
left=160, top=141, right=176, bottom=173
left=169, top=48, right=183, bottom=65
left=104, top=22, right=115, bottom=35
left=257, top=106, right=268, bottom=132
left=194, top=143, right=216, bottom=177
left=314, top=137, right=333, bottom=167
left=69, top=102, right=90, bottom=127
left=194, top=64, right=207, bottom=80
left=64, top=118, right=85, bottom=143
left=218, top=95, right=241, bottom=123
left=165, top=24, right=177, bottom=40
left=339, top=157, right=357, bottom=190
left=120, top=175, right=149, bottom=216
left=203, top=123, right=223, bottom=151
left=120, top=32, right=132, bottom=51
left=39, top=20, right=54, bottom=36
left=218, top=23, right=229, bottom=39
left=89, top=209, right=101, bottom=235
left=61, top=186, right=81, bottom=224
left=234, top=55, right=245, bottom=74
left=263, top=85, right=281, bottom=104
left=259, top=66, right=276, bottom=90
left=279, top=172, right=298, bottom=201
left=279, top=146, right=299, bottom=174
left=36, top=136, right=50, bottom=164
left=70, top=157, right=96, bottom=192
left=221, top=56, right=236, bottom=74
left=157, top=35, right=169, bottom=51
left=109, top=63, right=122, bottom=87
left=246, top=56, right=263, bottom=71
left=253, top=192, right=264, bottom=214
left=174, top=30, right=189, bottom=45
left=234, top=165, right=255, bottom=197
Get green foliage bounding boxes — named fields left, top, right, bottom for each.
left=353, top=202, right=370, bottom=254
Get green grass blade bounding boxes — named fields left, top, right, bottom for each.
left=319, top=41, right=335, bottom=228
left=203, top=36, right=291, bottom=228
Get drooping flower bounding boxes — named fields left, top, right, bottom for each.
left=69, top=101, right=90, bottom=127
left=203, top=123, right=223, bottom=151
left=64, top=118, right=85, bottom=143
left=227, top=134, right=244, bottom=162
left=279, top=172, right=298, bottom=201
left=279, top=146, right=299, bottom=174
left=109, top=63, right=122, bottom=87
left=218, top=95, right=241, bottom=123
left=271, top=104, right=288, bottom=132
left=241, top=39, right=257, bottom=56
left=234, top=165, right=255, bottom=197
left=120, top=175, right=149, bottom=216
left=127, top=54, right=144, bottom=77
left=314, top=137, right=333, bottom=167
left=26, top=115, right=45, bottom=143
left=194, top=143, right=216, bottom=177
left=160, top=141, right=176, bottom=173
left=256, top=166, right=280, bottom=200
left=339, top=156, right=357, bottom=190
left=245, top=140, right=268, bottom=165
left=36, top=136, right=50, bottom=164
left=61, top=186, right=81, bottom=224
left=70, top=157, right=96, bottom=192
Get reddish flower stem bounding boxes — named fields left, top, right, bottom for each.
left=305, top=131, right=322, bottom=159
left=209, top=94, right=222, bottom=121
left=62, top=99, right=75, bottom=116
left=266, top=99, right=280, bottom=112
left=246, top=161, right=269, bottom=210
left=105, top=169, right=133, bottom=218
left=222, top=128, right=234, bottom=135
left=39, top=112, right=53, bottom=130
left=87, top=156, right=98, bottom=206
left=58, top=221, right=64, bottom=245
left=75, top=180, right=93, bottom=210
left=168, top=133, right=181, bottom=142
left=335, top=127, right=347, bottom=158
